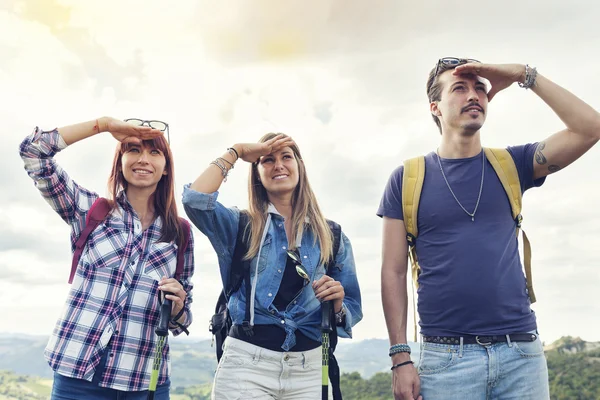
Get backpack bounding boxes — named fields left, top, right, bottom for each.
left=209, top=211, right=344, bottom=400
left=402, top=148, right=534, bottom=340
left=70, top=197, right=191, bottom=284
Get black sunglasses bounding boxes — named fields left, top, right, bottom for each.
left=124, top=118, right=170, bottom=143
left=434, top=57, right=481, bottom=77
left=287, top=250, right=310, bottom=284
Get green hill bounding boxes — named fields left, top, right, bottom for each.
left=1, top=336, right=599, bottom=399
left=546, top=337, right=600, bottom=400
left=0, top=370, right=52, bottom=400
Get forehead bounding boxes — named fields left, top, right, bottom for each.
left=438, top=69, right=488, bottom=89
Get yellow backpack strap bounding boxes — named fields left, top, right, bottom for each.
left=484, top=148, right=536, bottom=303
left=402, top=156, right=425, bottom=341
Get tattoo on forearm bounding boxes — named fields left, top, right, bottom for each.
left=535, top=142, right=547, bottom=165
left=548, top=165, right=561, bottom=173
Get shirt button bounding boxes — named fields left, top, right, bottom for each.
left=282, top=246, right=286, bottom=250
left=109, top=353, right=114, bottom=358
left=303, top=255, right=307, bottom=259
left=278, top=223, right=282, bottom=227
left=114, top=330, right=119, bottom=335
left=280, top=320, right=285, bottom=324
left=268, top=293, right=272, bottom=297
left=270, top=310, right=275, bottom=314
left=278, top=269, right=282, bottom=273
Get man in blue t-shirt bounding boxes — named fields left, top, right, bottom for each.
left=377, top=58, right=600, bottom=400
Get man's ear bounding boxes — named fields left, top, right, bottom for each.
left=430, top=101, right=442, bottom=117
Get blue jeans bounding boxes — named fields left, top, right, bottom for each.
left=50, top=345, right=170, bottom=400
left=418, top=332, right=549, bottom=399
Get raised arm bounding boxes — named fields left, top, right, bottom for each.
left=189, top=134, right=295, bottom=194
left=58, top=116, right=163, bottom=146
left=183, top=135, right=296, bottom=284
left=19, top=117, right=162, bottom=227
left=382, top=217, right=421, bottom=400
left=528, top=73, right=600, bottom=179
left=454, top=62, right=600, bottom=180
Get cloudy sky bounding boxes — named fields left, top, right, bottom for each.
left=1, top=0, right=599, bottom=347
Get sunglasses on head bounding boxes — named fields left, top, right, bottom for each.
left=124, top=118, right=170, bottom=143
left=287, top=250, right=310, bottom=284
left=434, top=57, right=481, bottom=77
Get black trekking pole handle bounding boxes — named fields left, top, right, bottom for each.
left=156, top=292, right=173, bottom=337
left=148, top=291, right=172, bottom=399
left=321, top=300, right=333, bottom=333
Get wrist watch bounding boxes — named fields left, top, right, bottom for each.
left=335, top=306, right=346, bottom=325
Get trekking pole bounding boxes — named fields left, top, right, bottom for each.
left=148, top=292, right=172, bottom=400
left=321, top=300, right=333, bottom=400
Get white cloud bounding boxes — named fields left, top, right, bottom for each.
left=1, top=0, right=599, bottom=346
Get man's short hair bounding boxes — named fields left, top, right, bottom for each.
left=426, top=62, right=459, bottom=134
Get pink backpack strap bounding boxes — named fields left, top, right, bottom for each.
left=175, top=218, right=191, bottom=280
left=70, top=198, right=111, bottom=284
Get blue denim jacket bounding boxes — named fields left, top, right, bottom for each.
left=182, top=185, right=362, bottom=351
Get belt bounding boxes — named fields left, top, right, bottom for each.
left=423, top=333, right=538, bottom=346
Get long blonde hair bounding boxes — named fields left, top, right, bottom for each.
left=244, top=133, right=333, bottom=265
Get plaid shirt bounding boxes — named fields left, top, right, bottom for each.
left=19, top=128, right=195, bottom=391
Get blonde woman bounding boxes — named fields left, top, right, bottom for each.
left=183, top=133, right=362, bottom=399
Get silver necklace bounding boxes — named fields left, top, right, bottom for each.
left=436, top=149, right=485, bottom=222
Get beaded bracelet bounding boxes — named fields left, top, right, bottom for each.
left=391, top=360, right=414, bottom=370
left=210, top=159, right=229, bottom=181
left=389, top=343, right=412, bottom=357
left=218, top=157, right=234, bottom=168
left=518, top=64, right=538, bottom=89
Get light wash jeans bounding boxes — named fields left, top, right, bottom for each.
left=212, top=337, right=331, bottom=400
left=418, top=331, right=550, bottom=399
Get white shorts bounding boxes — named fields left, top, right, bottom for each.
left=211, top=336, right=332, bottom=400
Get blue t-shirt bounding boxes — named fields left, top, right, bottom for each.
left=377, top=145, right=546, bottom=336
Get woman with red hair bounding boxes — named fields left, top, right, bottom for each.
left=19, top=117, right=195, bottom=400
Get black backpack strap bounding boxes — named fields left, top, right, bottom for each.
left=226, top=211, right=254, bottom=335
left=210, top=291, right=229, bottom=362
left=325, top=220, right=343, bottom=400
left=234, top=211, right=254, bottom=336
left=227, top=211, right=251, bottom=297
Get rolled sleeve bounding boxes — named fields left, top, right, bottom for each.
left=182, top=184, right=219, bottom=211
left=182, top=185, right=240, bottom=289
left=19, top=127, right=97, bottom=231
